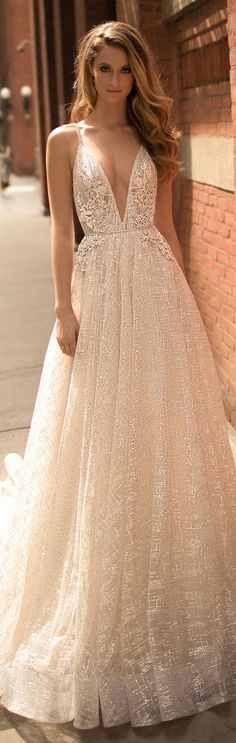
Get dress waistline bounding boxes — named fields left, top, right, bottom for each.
left=74, top=225, right=175, bottom=271
left=82, top=226, right=151, bottom=237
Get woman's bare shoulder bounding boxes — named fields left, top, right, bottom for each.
left=47, top=124, right=79, bottom=171
left=46, top=125, right=78, bottom=219
left=47, top=122, right=78, bottom=144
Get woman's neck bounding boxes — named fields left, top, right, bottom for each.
left=85, top=100, right=128, bottom=129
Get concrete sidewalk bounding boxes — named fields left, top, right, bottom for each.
left=0, top=175, right=54, bottom=478
left=0, top=176, right=236, bottom=742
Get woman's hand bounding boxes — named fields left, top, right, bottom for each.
left=56, top=309, right=80, bottom=357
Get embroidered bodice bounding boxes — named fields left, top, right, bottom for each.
left=72, top=124, right=174, bottom=270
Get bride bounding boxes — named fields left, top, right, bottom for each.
left=1, top=19, right=236, bottom=731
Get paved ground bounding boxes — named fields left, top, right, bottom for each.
left=0, top=175, right=54, bottom=478
left=1, top=700, right=236, bottom=742
left=0, top=176, right=236, bottom=742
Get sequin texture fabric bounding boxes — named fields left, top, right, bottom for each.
left=0, top=124, right=236, bottom=730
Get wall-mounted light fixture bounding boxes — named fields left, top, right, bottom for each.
left=16, top=39, right=33, bottom=52
left=20, top=84, right=32, bottom=119
left=0, top=87, right=13, bottom=120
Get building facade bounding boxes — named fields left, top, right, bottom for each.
left=1, top=0, right=236, bottom=424
left=0, top=0, right=36, bottom=173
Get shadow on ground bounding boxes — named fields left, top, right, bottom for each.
left=1, top=698, right=236, bottom=743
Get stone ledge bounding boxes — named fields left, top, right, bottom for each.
left=180, top=135, right=234, bottom=192
left=164, top=0, right=205, bottom=21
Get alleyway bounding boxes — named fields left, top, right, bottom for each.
left=0, top=177, right=236, bottom=742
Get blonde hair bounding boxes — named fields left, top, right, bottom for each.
left=68, top=21, right=183, bottom=182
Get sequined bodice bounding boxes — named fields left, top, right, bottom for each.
left=72, top=126, right=175, bottom=269
left=73, top=135, right=157, bottom=233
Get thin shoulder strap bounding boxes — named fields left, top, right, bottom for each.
left=74, top=122, right=81, bottom=143
left=72, top=123, right=82, bottom=174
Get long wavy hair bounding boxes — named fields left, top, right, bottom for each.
left=68, top=21, right=183, bottom=182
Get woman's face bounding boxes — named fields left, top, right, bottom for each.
left=91, top=43, right=134, bottom=104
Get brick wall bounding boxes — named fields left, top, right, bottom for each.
left=174, top=0, right=236, bottom=425
left=122, top=0, right=236, bottom=424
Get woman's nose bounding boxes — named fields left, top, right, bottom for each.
left=110, top=72, right=120, bottom=85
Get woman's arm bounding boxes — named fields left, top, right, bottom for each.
left=153, top=175, right=186, bottom=277
left=46, top=127, right=79, bottom=356
left=46, top=127, right=75, bottom=314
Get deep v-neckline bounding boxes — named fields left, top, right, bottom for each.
left=76, top=123, right=143, bottom=225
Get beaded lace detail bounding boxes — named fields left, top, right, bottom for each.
left=72, top=125, right=175, bottom=271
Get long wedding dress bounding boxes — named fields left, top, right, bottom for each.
left=1, top=123, right=236, bottom=729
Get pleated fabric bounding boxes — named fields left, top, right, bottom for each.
left=1, top=127, right=236, bottom=729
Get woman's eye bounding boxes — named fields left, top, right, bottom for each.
left=99, top=65, right=131, bottom=74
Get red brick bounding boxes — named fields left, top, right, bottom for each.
left=224, top=211, right=236, bottom=226
left=219, top=356, right=236, bottom=380
left=190, top=223, right=203, bottom=237
left=215, top=264, right=226, bottom=279
left=207, top=195, right=220, bottom=207
left=187, top=236, right=207, bottom=253
left=223, top=239, right=236, bottom=256
left=203, top=218, right=230, bottom=237
left=218, top=196, right=235, bottom=213
left=222, top=304, right=235, bottom=321
left=220, top=315, right=236, bottom=336
left=213, top=285, right=235, bottom=308
left=197, top=191, right=214, bottom=205
left=228, top=0, right=236, bottom=14
left=203, top=230, right=222, bottom=249
left=221, top=342, right=231, bottom=360
left=230, top=48, right=236, bottom=67
left=217, top=250, right=229, bottom=265
left=223, top=333, right=235, bottom=351
left=216, top=122, right=233, bottom=136
left=228, top=380, right=236, bottom=397
left=206, top=244, right=217, bottom=260
left=208, top=185, right=220, bottom=196
left=194, top=201, right=206, bottom=215
left=188, top=212, right=200, bottom=227
left=204, top=318, right=214, bottom=332
left=208, top=294, right=221, bottom=312
left=231, top=83, right=236, bottom=102
left=230, top=67, right=236, bottom=84
left=205, top=206, right=224, bottom=222
left=225, top=267, right=236, bottom=283
left=220, top=279, right=234, bottom=295
left=229, top=255, right=236, bottom=270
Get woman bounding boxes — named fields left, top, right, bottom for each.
left=1, top=20, right=236, bottom=731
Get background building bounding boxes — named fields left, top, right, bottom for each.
left=0, top=0, right=35, bottom=173
left=1, top=0, right=236, bottom=425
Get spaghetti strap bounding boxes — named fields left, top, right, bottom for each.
left=74, top=122, right=83, bottom=145
left=72, top=123, right=82, bottom=173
